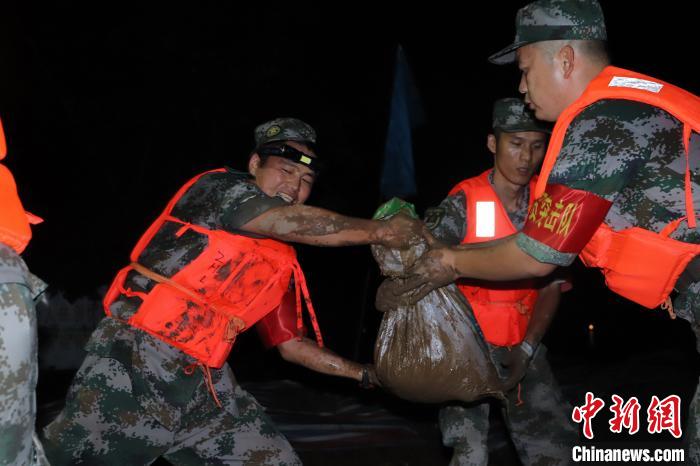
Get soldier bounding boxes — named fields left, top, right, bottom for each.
left=396, top=0, right=700, bottom=460
left=0, top=118, right=49, bottom=466
left=41, top=117, right=421, bottom=465
left=426, top=98, right=575, bottom=465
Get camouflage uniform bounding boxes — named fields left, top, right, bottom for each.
left=0, top=243, right=48, bottom=466
left=489, top=0, right=700, bottom=461
left=516, top=99, right=700, bottom=463
left=42, top=117, right=318, bottom=466
left=426, top=99, right=575, bottom=466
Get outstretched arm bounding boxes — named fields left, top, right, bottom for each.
left=242, top=204, right=423, bottom=249
left=256, top=290, right=380, bottom=386
left=277, top=337, right=380, bottom=386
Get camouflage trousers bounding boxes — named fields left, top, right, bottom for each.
left=0, top=283, right=48, bottom=466
left=686, top=352, right=700, bottom=466
left=673, top=283, right=700, bottom=465
left=439, top=344, right=577, bottom=466
left=41, top=354, right=300, bottom=466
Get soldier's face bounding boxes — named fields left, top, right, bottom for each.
left=517, top=44, right=567, bottom=122
left=489, top=131, right=547, bottom=187
left=249, top=141, right=316, bottom=204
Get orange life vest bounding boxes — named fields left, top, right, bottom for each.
left=104, top=169, right=323, bottom=368
left=0, top=118, right=42, bottom=254
left=449, top=170, right=539, bottom=346
left=535, top=66, right=700, bottom=309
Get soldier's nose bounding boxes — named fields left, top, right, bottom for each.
left=518, top=75, right=527, bottom=94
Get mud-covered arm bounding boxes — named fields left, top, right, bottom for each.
left=392, top=235, right=556, bottom=303
left=257, top=288, right=379, bottom=385
left=215, top=174, right=423, bottom=248
left=276, top=337, right=379, bottom=385
left=241, top=204, right=423, bottom=248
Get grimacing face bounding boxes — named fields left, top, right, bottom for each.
left=517, top=43, right=568, bottom=122
left=489, top=130, right=547, bottom=187
left=248, top=140, right=316, bottom=205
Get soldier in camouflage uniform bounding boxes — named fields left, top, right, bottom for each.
left=42, top=117, right=417, bottom=465
left=0, top=247, right=49, bottom=466
left=395, top=0, right=700, bottom=462
left=426, top=98, right=576, bottom=466
left=0, top=121, right=49, bottom=465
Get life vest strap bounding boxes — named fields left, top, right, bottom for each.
left=184, top=363, right=223, bottom=408
left=660, top=297, right=677, bottom=320
left=291, top=263, right=324, bottom=348
left=515, top=382, right=524, bottom=407
left=129, top=261, right=246, bottom=338
left=130, top=262, right=206, bottom=305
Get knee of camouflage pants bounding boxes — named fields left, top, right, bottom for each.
left=439, top=403, right=490, bottom=466
left=163, top=367, right=302, bottom=466
left=41, top=354, right=174, bottom=465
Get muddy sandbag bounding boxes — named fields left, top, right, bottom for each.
left=372, top=198, right=503, bottom=404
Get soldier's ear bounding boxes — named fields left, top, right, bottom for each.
left=249, top=153, right=261, bottom=175
left=559, top=45, right=575, bottom=79
left=487, top=134, right=497, bottom=155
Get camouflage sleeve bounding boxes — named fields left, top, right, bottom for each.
left=518, top=100, right=653, bottom=265
left=0, top=244, right=46, bottom=298
left=219, top=173, right=287, bottom=231
left=424, top=192, right=466, bottom=246
left=0, top=249, right=28, bottom=286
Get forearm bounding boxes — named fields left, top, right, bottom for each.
left=277, top=337, right=363, bottom=381
left=242, top=205, right=380, bottom=246
left=523, top=281, right=561, bottom=347
left=451, top=237, right=555, bottom=281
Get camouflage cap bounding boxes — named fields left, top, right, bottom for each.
left=492, top=98, right=551, bottom=133
left=254, top=117, right=317, bottom=149
left=488, top=0, right=607, bottom=65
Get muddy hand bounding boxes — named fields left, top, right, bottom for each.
left=375, top=278, right=407, bottom=312
left=377, top=214, right=424, bottom=249
left=393, top=244, right=459, bottom=304
left=360, top=364, right=382, bottom=389
left=499, top=344, right=531, bottom=392
left=367, top=364, right=382, bottom=388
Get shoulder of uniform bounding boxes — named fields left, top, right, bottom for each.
left=577, top=99, right=668, bottom=121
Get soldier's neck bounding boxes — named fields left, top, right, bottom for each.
left=492, top=171, right=527, bottom=214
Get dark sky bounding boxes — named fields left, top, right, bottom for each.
left=2, top=1, right=699, bottom=355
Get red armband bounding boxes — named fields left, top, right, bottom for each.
left=522, top=184, right=612, bottom=254
left=255, top=289, right=307, bottom=349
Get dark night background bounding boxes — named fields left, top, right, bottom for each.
left=2, top=1, right=700, bottom=464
